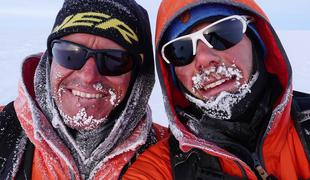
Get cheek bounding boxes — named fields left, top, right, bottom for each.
left=175, top=65, right=193, bottom=89
left=175, top=67, right=186, bottom=81
left=120, top=75, right=131, bottom=94
left=106, top=72, right=132, bottom=99
left=50, top=62, right=71, bottom=96
left=228, top=37, right=253, bottom=79
left=238, top=46, right=253, bottom=78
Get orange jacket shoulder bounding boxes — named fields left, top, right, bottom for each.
left=152, top=123, right=170, bottom=140
left=123, top=137, right=172, bottom=180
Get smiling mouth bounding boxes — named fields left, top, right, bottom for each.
left=72, top=89, right=104, bottom=99
left=203, top=77, right=231, bottom=91
left=192, top=63, right=243, bottom=93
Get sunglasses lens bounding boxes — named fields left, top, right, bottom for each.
left=52, top=42, right=87, bottom=70
left=52, top=41, right=135, bottom=76
left=164, top=39, right=194, bottom=66
left=204, top=18, right=244, bottom=50
left=96, top=51, right=134, bottom=76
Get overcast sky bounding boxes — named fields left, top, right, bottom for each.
left=1, top=0, right=309, bottom=31
left=255, top=0, right=310, bottom=30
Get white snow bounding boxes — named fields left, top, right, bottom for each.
left=186, top=72, right=258, bottom=119
left=60, top=108, right=108, bottom=131
left=0, top=1, right=309, bottom=127
left=93, top=83, right=104, bottom=91
left=108, top=88, right=117, bottom=106
left=192, top=63, right=243, bottom=92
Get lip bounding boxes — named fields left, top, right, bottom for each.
left=68, top=88, right=110, bottom=100
left=72, top=89, right=103, bottom=99
left=196, top=76, right=239, bottom=99
left=203, top=77, right=230, bottom=91
left=55, top=85, right=114, bottom=121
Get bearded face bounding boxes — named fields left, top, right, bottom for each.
left=50, top=33, right=132, bottom=131
left=174, top=22, right=254, bottom=120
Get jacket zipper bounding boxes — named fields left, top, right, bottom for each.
left=253, top=121, right=274, bottom=180
left=252, top=153, right=269, bottom=180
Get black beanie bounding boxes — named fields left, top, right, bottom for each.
left=47, top=0, right=144, bottom=61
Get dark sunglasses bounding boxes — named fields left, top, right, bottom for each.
left=161, top=15, right=254, bottom=66
left=51, top=40, right=136, bottom=76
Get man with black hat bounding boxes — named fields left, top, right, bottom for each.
left=125, top=0, right=310, bottom=179
left=0, top=0, right=167, bottom=179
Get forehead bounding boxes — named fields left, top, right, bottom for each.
left=189, top=16, right=226, bottom=33
left=61, top=33, right=126, bottom=50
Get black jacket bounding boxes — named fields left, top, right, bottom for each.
left=169, top=91, right=310, bottom=180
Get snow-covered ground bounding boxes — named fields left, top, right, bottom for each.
left=0, top=1, right=309, bottom=127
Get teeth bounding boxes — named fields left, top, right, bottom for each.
left=72, top=89, right=103, bottom=99
left=203, top=79, right=228, bottom=90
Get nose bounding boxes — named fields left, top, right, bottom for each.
left=194, top=40, right=221, bottom=69
left=77, top=57, right=101, bottom=83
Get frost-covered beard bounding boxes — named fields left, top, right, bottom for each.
left=185, top=64, right=259, bottom=120
left=59, top=108, right=107, bottom=131
left=192, top=64, right=243, bottom=93
left=55, top=82, right=121, bottom=131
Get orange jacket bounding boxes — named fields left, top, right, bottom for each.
left=124, top=0, right=310, bottom=179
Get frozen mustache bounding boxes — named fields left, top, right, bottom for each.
left=186, top=72, right=259, bottom=120
left=192, top=64, right=243, bottom=92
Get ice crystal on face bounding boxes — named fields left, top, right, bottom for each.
left=60, top=108, right=107, bottom=131
left=109, top=88, right=117, bottom=106
left=57, top=85, right=66, bottom=104
left=192, top=74, right=204, bottom=91
left=187, top=72, right=259, bottom=120
left=56, top=72, right=64, bottom=80
left=192, top=64, right=243, bottom=92
left=93, top=83, right=103, bottom=92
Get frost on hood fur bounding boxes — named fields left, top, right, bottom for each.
left=12, top=51, right=154, bottom=179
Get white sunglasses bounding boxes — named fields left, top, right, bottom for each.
left=161, top=15, right=254, bottom=66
